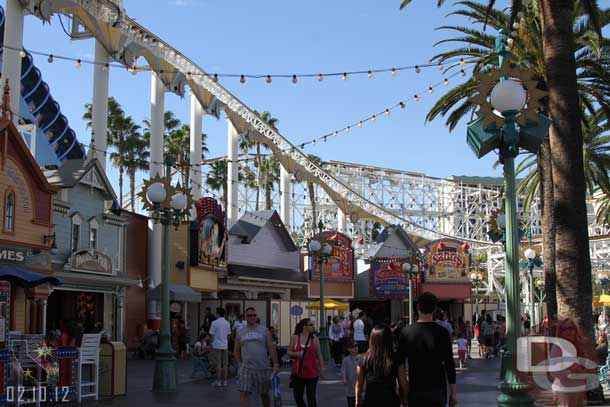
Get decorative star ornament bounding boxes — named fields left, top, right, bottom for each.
left=23, top=368, right=33, bottom=378
left=137, top=173, right=175, bottom=211
left=468, top=62, right=548, bottom=129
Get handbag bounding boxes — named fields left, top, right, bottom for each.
left=289, top=334, right=312, bottom=388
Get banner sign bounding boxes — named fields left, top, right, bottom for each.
left=309, top=232, right=354, bottom=282
left=424, top=239, right=471, bottom=282
left=65, top=249, right=112, bottom=273
left=370, top=257, right=411, bottom=297
left=0, top=244, right=49, bottom=269
left=193, top=198, right=227, bottom=266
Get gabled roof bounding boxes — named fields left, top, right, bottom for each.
left=229, top=210, right=297, bottom=251
left=44, top=158, right=117, bottom=200
left=365, top=224, right=419, bottom=258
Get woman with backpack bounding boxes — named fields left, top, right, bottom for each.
left=329, top=316, right=345, bottom=366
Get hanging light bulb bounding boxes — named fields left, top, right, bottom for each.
left=367, top=70, right=373, bottom=79
left=399, top=102, right=406, bottom=109
left=318, top=73, right=324, bottom=82
left=371, top=115, right=377, bottom=122
left=444, top=78, right=449, bottom=86
left=312, top=139, right=317, bottom=145
left=240, top=75, right=246, bottom=84
left=47, top=54, right=54, bottom=63
left=459, top=58, right=465, bottom=66
left=438, top=63, right=444, bottom=71
left=342, top=72, right=348, bottom=80
left=333, top=131, right=338, bottom=137
left=414, top=94, right=420, bottom=102
left=129, top=66, right=137, bottom=75
left=266, top=75, right=272, bottom=83
left=322, top=136, right=327, bottom=142
left=346, top=126, right=351, bottom=132
left=292, top=74, right=298, bottom=84
left=511, top=30, right=518, bottom=37
left=513, top=22, right=520, bottom=29
left=358, top=121, right=363, bottom=127
left=428, top=87, right=434, bottom=94
left=507, top=38, right=514, bottom=46
left=213, top=73, right=219, bottom=82
left=415, top=65, right=421, bottom=74
left=19, top=49, right=26, bottom=58
left=102, top=63, right=109, bottom=72
left=460, top=69, right=466, bottom=77
left=75, top=59, right=82, bottom=68
left=391, top=67, right=397, bottom=76
left=517, top=11, right=525, bottom=19
left=385, top=109, right=390, bottom=117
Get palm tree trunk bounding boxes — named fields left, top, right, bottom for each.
left=540, top=0, right=592, bottom=333
left=129, top=167, right=137, bottom=212
left=308, top=182, right=317, bottom=234
left=538, top=137, right=557, bottom=320
left=119, top=167, right=124, bottom=208
left=222, top=185, right=228, bottom=212
left=256, top=143, right=261, bottom=211
left=265, top=182, right=272, bottom=210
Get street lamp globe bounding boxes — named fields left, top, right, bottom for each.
left=146, top=182, right=167, bottom=204
left=490, top=79, right=527, bottom=113
left=402, top=263, right=412, bottom=272
left=496, top=213, right=506, bottom=230
left=524, top=248, right=536, bottom=260
left=170, top=192, right=188, bottom=211
left=598, top=272, right=605, bottom=281
left=322, top=243, right=332, bottom=255
left=411, top=264, right=419, bottom=273
left=470, top=272, right=477, bottom=281
left=309, top=239, right=321, bottom=252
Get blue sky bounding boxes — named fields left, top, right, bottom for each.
left=12, top=0, right=509, bottom=190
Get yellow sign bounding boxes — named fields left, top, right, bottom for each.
left=424, top=239, right=471, bottom=282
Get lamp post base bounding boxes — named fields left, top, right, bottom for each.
left=153, top=351, right=177, bottom=393
left=318, top=331, right=331, bottom=362
left=497, top=351, right=533, bottom=407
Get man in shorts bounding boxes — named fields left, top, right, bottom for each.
left=234, top=307, right=279, bottom=407
left=209, top=307, right=231, bottom=387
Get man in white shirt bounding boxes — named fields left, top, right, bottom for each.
left=209, top=308, right=231, bottom=387
left=233, top=314, right=247, bottom=334
left=353, top=312, right=367, bottom=354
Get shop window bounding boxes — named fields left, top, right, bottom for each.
left=89, top=218, right=99, bottom=250
left=71, top=214, right=82, bottom=252
left=3, top=191, right=15, bottom=232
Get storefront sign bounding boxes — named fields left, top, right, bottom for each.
left=370, top=257, right=410, bottom=297
left=65, top=249, right=112, bottom=274
left=193, top=198, right=227, bottom=266
left=0, top=244, right=49, bottom=269
left=424, top=239, right=471, bottom=282
left=309, top=232, right=354, bottom=282
left=290, top=305, right=303, bottom=316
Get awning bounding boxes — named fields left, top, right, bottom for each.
left=0, top=266, right=62, bottom=288
left=149, top=284, right=202, bottom=303
left=306, top=299, right=349, bottom=311
left=593, top=295, right=610, bottom=307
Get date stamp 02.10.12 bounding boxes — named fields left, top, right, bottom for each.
left=5, top=386, right=70, bottom=403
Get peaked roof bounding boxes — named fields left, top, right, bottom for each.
left=365, top=224, right=419, bottom=258
left=44, top=158, right=117, bottom=200
left=229, top=210, right=297, bottom=251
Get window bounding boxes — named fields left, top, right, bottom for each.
left=71, top=213, right=82, bottom=252
left=4, top=191, right=14, bottom=232
left=89, top=218, right=99, bottom=250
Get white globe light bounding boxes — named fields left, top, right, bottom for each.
left=470, top=272, right=477, bottom=280
left=402, top=263, right=412, bottom=272
left=170, top=192, right=188, bottom=211
left=411, top=264, right=419, bottom=273
left=490, top=79, right=527, bottom=114
left=496, top=213, right=506, bottom=230
left=524, top=248, right=536, bottom=260
left=146, top=182, right=167, bottom=204
left=309, top=239, right=321, bottom=252
left=323, top=243, right=332, bottom=255
left=598, top=272, right=605, bottom=280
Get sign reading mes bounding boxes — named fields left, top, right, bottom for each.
left=0, top=245, right=49, bottom=269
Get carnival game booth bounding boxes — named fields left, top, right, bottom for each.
left=0, top=267, right=82, bottom=406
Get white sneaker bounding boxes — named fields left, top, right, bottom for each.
left=213, top=381, right=222, bottom=387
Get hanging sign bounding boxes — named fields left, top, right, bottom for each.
left=193, top=198, right=227, bottom=266
left=424, top=239, right=470, bottom=282
left=309, top=232, right=354, bottom=282
left=290, top=305, right=303, bottom=316
left=65, top=249, right=112, bottom=273
left=370, top=257, right=411, bottom=297
left=0, top=244, right=49, bottom=269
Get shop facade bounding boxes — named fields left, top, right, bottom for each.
left=0, top=116, right=59, bottom=334
left=45, top=158, right=132, bottom=342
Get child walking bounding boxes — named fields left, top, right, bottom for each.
left=340, top=341, right=360, bottom=407
left=456, top=333, right=468, bottom=368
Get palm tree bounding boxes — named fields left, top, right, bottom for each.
left=108, top=115, right=141, bottom=207
left=258, top=155, right=280, bottom=210
left=123, top=132, right=150, bottom=212
left=206, top=160, right=228, bottom=209
left=400, top=0, right=610, bottom=327
left=82, top=96, right=126, bottom=149
left=306, top=154, right=323, bottom=232
left=253, top=111, right=279, bottom=210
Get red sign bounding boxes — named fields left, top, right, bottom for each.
left=370, top=258, right=412, bottom=297
left=424, top=239, right=470, bottom=282
left=309, top=231, right=354, bottom=282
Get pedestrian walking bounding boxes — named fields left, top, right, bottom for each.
left=340, top=341, right=360, bottom=407
left=234, top=307, right=279, bottom=407
left=481, top=313, right=495, bottom=358
left=353, top=313, right=367, bottom=354
left=355, top=325, right=407, bottom=407
left=329, top=316, right=345, bottom=366
left=287, top=318, right=324, bottom=407
left=209, top=308, right=231, bottom=387
left=397, top=292, right=457, bottom=407
left=456, top=333, right=468, bottom=369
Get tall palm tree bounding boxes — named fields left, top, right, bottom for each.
left=258, top=155, right=280, bottom=210
left=306, top=154, right=323, bottom=233
left=206, top=160, right=228, bottom=210
left=123, top=132, right=150, bottom=212
left=108, top=115, right=141, bottom=207
left=82, top=96, right=126, bottom=149
left=401, top=0, right=610, bottom=327
left=253, top=111, right=279, bottom=210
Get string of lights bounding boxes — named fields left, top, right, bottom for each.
left=3, top=43, right=468, bottom=83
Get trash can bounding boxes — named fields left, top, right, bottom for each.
left=99, top=342, right=126, bottom=397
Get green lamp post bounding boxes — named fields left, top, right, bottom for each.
left=466, top=31, right=551, bottom=407
left=470, top=271, right=484, bottom=322
left=308, top=220, right=336, bottom=362
left=402, top=259, right=420, bottom=325
left=520, top=247, right=543, bottom=334
left=595, top=272, right=610, bottom=316
left=139, top=159, right=194, bottom=393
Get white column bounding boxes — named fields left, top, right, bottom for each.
left=227, top=119, right=239, bottom=228
left=91, top=41, right=110, bottom=169
left=280, top=164, right=291, bottom=230
left=337, top=208, right=347, bottom=233
left=1, top=0, right=24, bottom=123
left=147, top=72, right=164, bottom=326
left=189, top=93, right=203, bottom=199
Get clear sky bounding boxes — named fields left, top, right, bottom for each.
left=11, top=0, right=509, bottom=191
